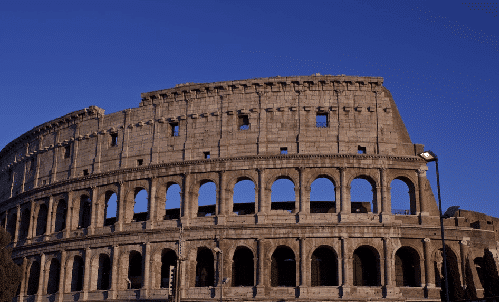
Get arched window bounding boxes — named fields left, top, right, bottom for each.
left=47, top=258, right=61, bottom=294
left=390, top=178, right=416, bottom=215
left=133, top=189, right=148, bottom=222
left=104, top=192, right=117, bottom=226
left=97, top=254, right=111, bottom=290
left=54, top=199, right=66, bottom=232
left=395, top=246, right=421, bottom=287
left=232, top=247, right=254, bottom=286
left=78, top=195, right=92, bottom=229
left=233, top=179, right=255, bottom=215
left=18, top=208, right=31, bottom=240
left=353, top=246, right=380, bottom=286
left=27, top=260, right=40, bottom=296
left=195, top=248, right=214, bottom=287
left=161, top=249, right=177, bottom=288
left=197, top=181, right=216, bottom=217
left=311, top=246, right=338, bottom=286
left=71, top=256, right=84, bottom=292
left=165, top=184, right=181, bottom=220
left=271, top=246, right=296, bottom=287
left=128, top=251, right=143, bottom=289
left=350, top=177, right=376, bottom=213
left=434, top=246, right=461, bottom=299
left=271, top=178, right=295, bottom=213
left=36, top=204, right=48, bottom=236
left=310, top=177, right=336, bottom=213
left=6, top=211, right=17, bottom=240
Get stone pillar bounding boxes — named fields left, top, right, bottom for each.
left=70, top=124, right=79, bottom=179
left=19, top=257, right=27, bottom=302
left=44, top=196, right=54, bottom=240
left=460, top=239, right=469, bottom=287
left=93, top=131, right=103, bottom=174
left=423, top=238, right=434, bottom=288
left=147, top=178, right=157, bottom=228
left=57, top=250, right=66, bottom=302
left=82, top=247, right=91, bottom=301
left=417, top=168, right=428, bottom=215
left=255, top=238, right=266, bottom=298
left=110, top=245, right=120, bottom=300
left=36, top=253, right=46, bottom=302
left=383, top=237, right=399, bottom=298
left=142, top=242, right=151, bottom=298
left=27, top=200, right=35, bottom=241
left=51, top=132, right=60, bottom=183
left=338, top=167, right=351, bottom=218
left=217, top=170, right=227, bottom=222
left=256, top=169, right=268, bottom=223
left=64, top=191, right=73, bottom=238
left=340, top=236, right=351, bottom=298
left=115, top=182, right=125, bottom=232
left=14, top=205, right=21, bottom=244
left=297, top=167, right=307, bottom=215
left=182, top=173, right=192, bottom=222
left=379, top=168, right=391, bottom=215
left=89, top=187, right=98, bottom=235
left=299, top=237, right=306, bottom=289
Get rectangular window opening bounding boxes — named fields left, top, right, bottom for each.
left=111, top=133, right=118, bottom=147
left=64, top=145, right=71, bottom=159
left=204, top=152, right=210, bottom=159
left=137, top=159, right=143, bottom=166
left=316, top=113, right=328, bottom=128
left=358, top=146, right=367, bottom=154
left=238, top=115, right=249, bottom=130
left=280, top=147, right=288, bottom=155
left=170, top=122, right=179, bottom=137
left=83, top=169, right=89, bottom=176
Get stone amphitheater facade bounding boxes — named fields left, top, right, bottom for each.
left=1, top=75, right=498, bottom=301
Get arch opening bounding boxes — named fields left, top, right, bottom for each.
left=350, top=177, right=376, bottom=213
left=195, top=248, right=214, bottom=287
left=161, top=249, right=177, bottom=289
left=310, top=177, right=336, bottom=213
left=97, top=254, right=111, bottom=290
left=165, top=183, right=181, bottom=220
left=233, top=179, right=255, bottom=215
left=18, top=208, right=30, bottom=240
left=232, top=246, right=254, bottom=286
left=311, top=246, right=338, bottom=286
left=71, top=255, right=84, bottom=292
left=197, top=181, right=216, bottom=217
left=133, top=189, right=148, bottom=222
left=26, top=260, right=40, bottom=296
left=36, top=204, right=48, bottom=236
left=78, top=195, right=92, bottom=229
left=128, top=250, right=143, bottom=289
left=395, top=246, right=421, bottom=287
left=47, top=258, right=61, bottom=294
left=271, top=178, right=295, bottom=213
left=271, top=246, right=296, bottom=287
left=390, top=178, right=416, bottom=215
left=353, top=246, right=380, bottom=286
left=6, top=212, right=17, bottom=240
left=54, top=199, right=67, bottom=232
left=104, top=192, right=117, bottom=226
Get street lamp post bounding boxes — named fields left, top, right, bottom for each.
left=418, top=151, right=459, bottom=302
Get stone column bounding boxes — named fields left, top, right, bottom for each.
left=147, top=178, right=157, bottom=229
left=115, top=182, right=125, bottom=232
left=383, top=237, right=399, bottom=298
left=110, top=245, right=120, bottom=300
left=299, top=237, right=306, bottom=289
left=27, top=200, right=35, bottom=241
left=460, top=239, right=469, bottom=287
left=19, top=257, right=27, bottom=302
left=44, top=196, right=54, bottom=240
left=82, top=247, right=91, bottom=301
left=423, top=238, right=434, bottom=288
left=14, top=205, right=21, bottom=244
left=57, top=250, right=66, bottom=302
left=217, top=170, right=227, bottom=223
left=338, top=167, right=351, bottom=218
left=379, top=168, right=390, bottom=215
left=340, top=236, right=351, bottom=298
left=51, top=131, right=60, bottom=183
left=89, top=187, right=98, bottom=235
left=36, top=253, right=46, bottom=302
left=64, top=191, right=73, bottom=238
left=142, top=242, right=151, bottom=298
left=182, top=173, right=192, bottom=222
left=255, top=238, right=266, bottom=298
left=297, top=167, right=307, bottom=215
left=417, top=168, right=428, bottom=215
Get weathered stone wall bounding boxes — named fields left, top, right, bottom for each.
left=0, top=75, right=497, bottom=302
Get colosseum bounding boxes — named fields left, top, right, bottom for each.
left=1, top=75, right=498, bottom=301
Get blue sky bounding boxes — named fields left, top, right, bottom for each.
left=1, top=0, right=497, bottom=218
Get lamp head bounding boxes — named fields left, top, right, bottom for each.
left=419, top=150, right=438, bottom=162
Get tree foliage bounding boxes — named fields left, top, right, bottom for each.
left=0, top=227, right=22, bottom=301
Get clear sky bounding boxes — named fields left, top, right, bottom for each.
left=1, top=0, right=497, bottom=218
